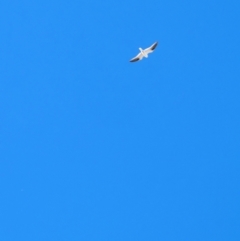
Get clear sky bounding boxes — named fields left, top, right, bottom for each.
left=0, top=0, right=240, bottom=240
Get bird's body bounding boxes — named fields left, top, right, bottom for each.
left=130, top=42, right=158, bottom=62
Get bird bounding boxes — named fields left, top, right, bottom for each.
left=130, top=41, right=158, bottom=62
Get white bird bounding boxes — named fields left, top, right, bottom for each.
left=130, top=42, right=158, bottom=62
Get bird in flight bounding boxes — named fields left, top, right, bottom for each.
left=130, top=41, right=158, bottom=62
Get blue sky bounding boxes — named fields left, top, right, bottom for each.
left=0, top=0, right=240, bottom=240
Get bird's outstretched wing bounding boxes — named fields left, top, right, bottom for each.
left=130, top=52, right=144, bottom=62
left=144, top=42, right=158, bottom=54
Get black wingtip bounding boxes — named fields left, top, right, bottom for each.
left=151, top=42, right=158, bottom=50
left=130, top=58, right=139, bottom=62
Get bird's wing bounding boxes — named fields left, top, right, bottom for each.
left=130, top=52, right=144, bottom=62
left=144, top=42, right=158, bottom=54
